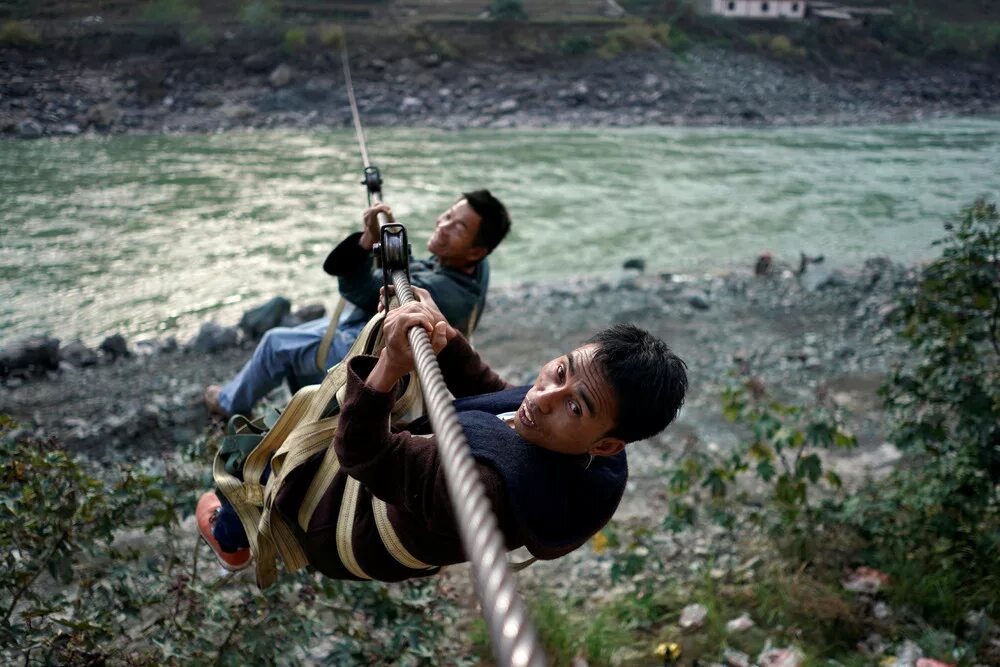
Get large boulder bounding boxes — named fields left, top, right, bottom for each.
left=0, top=335, right=60, bottom=377
left=86, top=102, right=121, bottom=128
left=190, top=322, right=240, bottom=354
left=16, top=118, right=43, bottom=139
left=99, top=333, right=130, bottom=360
left=268, top=64, right=293, bottom=88
left=243, top=51, right=278, bottom=74
left=239, top=296, right=292, bottom=339
left=281, top=302, right=326, bottom=328
left=59, top=339, right=99, bottom=368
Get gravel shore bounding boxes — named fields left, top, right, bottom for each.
left=3, top=44, right=999, bottom=139
left=1, top=256, right=909, bottom=483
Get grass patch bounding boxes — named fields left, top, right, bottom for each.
left=0, top=19, right=40, bottom=47
left=282, top=26, right=307, bottom=53
left=240, top=0, right=283, bottom=38
left=869, top=6, right=1000, bottom=61
left=140, top=0, right=198, bottom=26
left=317, top=22, right=344, bottom=49
left=599, top=19, right=690, bottom=57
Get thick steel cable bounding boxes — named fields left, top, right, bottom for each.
left=392, top=273, right=545, bottom=667
left=338, top=40, right=546, bottom=667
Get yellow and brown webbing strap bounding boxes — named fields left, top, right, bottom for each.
left=314, top=296, right=347, bottom=373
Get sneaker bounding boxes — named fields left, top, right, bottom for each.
left=196, top=491, right=252, bottom=572
left=203, top=385, right=231, bottom=418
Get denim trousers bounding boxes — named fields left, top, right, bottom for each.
left=218, top=314, right=366, bottom=415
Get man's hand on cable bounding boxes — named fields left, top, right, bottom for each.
left=378, top=286, right=458, bottom=343
left=367, top=293, right=451, bottom=393
left=359, top=203, right=393, bottom=251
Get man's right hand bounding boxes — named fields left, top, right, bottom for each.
left=366, top=302, right=449, bottom=393
left=359, top=203, right=394, bottom=251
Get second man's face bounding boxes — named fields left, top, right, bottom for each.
left=427, top=199, right=484, bottom=268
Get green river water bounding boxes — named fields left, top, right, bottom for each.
left=2, top=118, right=999, bottom=345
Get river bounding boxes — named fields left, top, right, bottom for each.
left=2, top=118, right=999, bottom=345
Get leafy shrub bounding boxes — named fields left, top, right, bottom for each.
left=490, top=0, right=527, bottom=21
left=768, top=34, right=794, bottom=57
left=0, top=417, right=461, bottom=664
left=283, top=26, right=307, bottom=54
left=648, top=21, right=691, bottom=52
left=182, top=24, right=215, bottom=49
left=600, top=20, right=659, bottom=57
left=747, top=32, right=806, bottom=59
left=746, top=32, right=769, bottom=50
left=318, top=22, right=344, bottom=49
left=0, top=20, right=40, bottom=47
left=840, top=201, right=1000, bottom=623
left=240, top=0, right=282, bottom=37
left=559, top=35, right=594, bottom=56
left=869, top=6, right=1000, bottom=61
left=140, top=0, right=199, bottom=27
left=664, top=376, right=856, bottom=538
left=600, top=20, right=687, bottom=57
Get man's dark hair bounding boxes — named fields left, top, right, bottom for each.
left=589, top=323, right=688, bottom=444
left=463, top=189, right=511, bottom=254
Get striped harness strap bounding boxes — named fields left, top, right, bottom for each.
left=212, top=309, right=429, bottom=588
left=212, top=307, right=533, bottom=587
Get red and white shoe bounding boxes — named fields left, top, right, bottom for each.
left=196, top=491, right=252, bottom=572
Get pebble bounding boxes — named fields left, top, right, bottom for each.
left=758, top=646, right=805, bottom=667
left=726, top=612, right=755, bottom=632
left=679, top=603, right=708, bottom=630
left=723, top=648, right=751, bottom=667
left=16, top=118, right=42, bottom=138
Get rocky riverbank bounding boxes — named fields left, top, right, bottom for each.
left=8, top=255, right=983, bottom=665
left=2, top=43, right=999, bottom=139
left=0, top=255, right=909, bottom=476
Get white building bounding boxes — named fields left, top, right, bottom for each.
left=697, top=0, right=807, bottom=19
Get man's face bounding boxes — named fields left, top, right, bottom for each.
left=427, top=199, right=486, bottom=269
left=514, top=344, right=625, bottom=457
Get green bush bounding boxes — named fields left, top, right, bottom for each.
left=600, top=20, right=659, bottom=57
left=869, top=6, right=1000, bottom=61
left=0, top=417, right=461, bottom=664
left=600, top=20, right=688, bottom=57
left=664, top=376, right=856, bottom=539
left=840, top=201, right=1000, bottom=624
left=746, top=32, right=806, bottom=59
left=650, top=21, right=692, bottom=52
left=317, top=22, right=344, bottom=49
left=0, top=20, right=40, bottom=47
left=489, top=0, right=527, bottom=21
left=182, top=24, right=215, bottom=49
left=240, top=0, right=282, bottom=37
left=283, top=26, right=307, bottom=54
left=140, top=0, right=199, bottom=27
left=559, top=35, right=594, bottom=56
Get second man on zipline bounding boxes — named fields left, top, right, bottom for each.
left=204, top=190, right=512, bottom=418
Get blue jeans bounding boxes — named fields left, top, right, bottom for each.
left=218, top=314, right=366, bottom=415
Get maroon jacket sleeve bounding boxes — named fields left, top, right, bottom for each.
left=435, top=334, right=513, bottom=398
left=335, top=356, right=519, bottom=539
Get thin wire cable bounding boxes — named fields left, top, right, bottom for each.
left=340, top=40, right=546, bottom=667
left=341, top=40, right=370, bottom=168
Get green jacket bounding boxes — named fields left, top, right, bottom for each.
left=323, top=232, right=489, bottom=335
